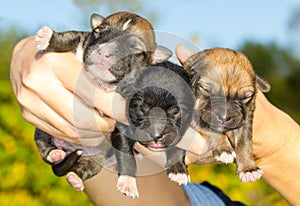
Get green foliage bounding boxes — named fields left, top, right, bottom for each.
left=239, top=41, right=300, bottom=123
left=0, top=29, right=92, bottom=206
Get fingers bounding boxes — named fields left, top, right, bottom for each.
left=177, top=128, right=210, bottom=155
left=37, top=51, right=127, bottom=124
left=175, top=44, right=197, bottom=64
left=93, top=87, right=127, bottom=124
left=18, top=87, right=111, bottom=146
left=21, top=62, right=115, bottom=131
left=59, top=66, right=127, bottom=124
left=176, top=127, right=215, bottom=165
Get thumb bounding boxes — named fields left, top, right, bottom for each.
left=175, top=44, right=197, bottom=65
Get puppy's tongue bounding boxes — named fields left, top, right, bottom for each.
left=148, top=142, right=165, bottom=149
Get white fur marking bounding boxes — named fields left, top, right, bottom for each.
left=215, top=151, right=236, bottom=164
left=239, top=169, right=263, bottom=182
left=116, top=175, right=139, bottom=198
left=168, top=173, right=190, bottom=185
left=76, top=39, right=84, bottom=62
left=122, top=19, right=132, bottom=31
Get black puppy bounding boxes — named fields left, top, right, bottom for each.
left=111, top=62, right=194, bottom=197
left=34, top=12, right=194, bottom=197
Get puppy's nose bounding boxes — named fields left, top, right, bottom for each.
left=150, top=132, right=162, bottom=142
left=97, top=46, right=112, bottom=59
left=217, top=114, right=231, bottom=123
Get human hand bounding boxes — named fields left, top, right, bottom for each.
left=138, top=44, right=300, bottom=204
left=10, top=37, right=126, bottom=146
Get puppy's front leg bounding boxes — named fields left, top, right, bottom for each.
left=166, top=147, right=190, bottom=185
left=35, top=26, right=89, bottom=54
left=111, top=125, right=139, bottom=198
left=34, top=128, right=67, bottom=164
left=208, top=132, right=236, bottom=164
left=234, top=108, right=263, bottom=182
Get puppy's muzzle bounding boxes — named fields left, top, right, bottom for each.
left=209, top=99, right=243, bottom=132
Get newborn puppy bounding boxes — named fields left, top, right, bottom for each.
left=112, top=62, right=194, bottom=198
left=34, top=12, right=192, bottom=198
left=35, top=11, right=158, bottom=63
left=183, top=48, right=270, bottom=182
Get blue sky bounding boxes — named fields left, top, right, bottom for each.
left=1, top=0, right=299, bottom=51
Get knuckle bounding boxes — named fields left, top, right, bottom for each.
left=73, top=116, right=94, bottom=131
left=63, top=126, right=80, bottom=139
left=15, top=88, right=29, bottom=108
left=20, top=108, right=31, bottom=122
left=22, top=72, right=40, bottom=89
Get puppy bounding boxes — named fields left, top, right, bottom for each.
left=183, top=48, right=270, bottom=182
left=34, top=12, right=193, bottom=197
left=35, top=11, right=158, bottom=63
left=112, top=62, right=194, bottom=197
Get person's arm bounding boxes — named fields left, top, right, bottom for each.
left=252, top=91, right=300, bottom=205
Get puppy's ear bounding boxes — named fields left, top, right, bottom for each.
left=256, top=75, right=271, bottom=93
left=150, top=45, right=172, bottom=64
left=90, top=13, right=105, bottom=30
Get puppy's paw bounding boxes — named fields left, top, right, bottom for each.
left=166, top=161, right=189, bottom=185
left=66, top=172, right=84, bottom=191
left=238, top=168, right=263, bottom=182
left=168, top=173, right=190, bottom=185
left=116, top=175, right=139, bottom=198
left=35, top=26, right=53, bottom=50
left=46, top=149, right=66, bottom=163
left=215, top=151, right=236, bottom=164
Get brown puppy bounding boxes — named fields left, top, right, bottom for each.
left=183, top=48, right=270, bottom=182
left=99, top=11, right=156, bottom=52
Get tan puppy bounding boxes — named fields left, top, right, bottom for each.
left=183, top=47, right=270, bottom=182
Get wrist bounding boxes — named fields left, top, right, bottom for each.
left=252, top=91, right=300, bottom=204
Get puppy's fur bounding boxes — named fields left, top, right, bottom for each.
left=184, top=48, right=270, bottom=182
left=112, top=62, right=194, bottom=197
left=34, top=12, right=193, bottom=197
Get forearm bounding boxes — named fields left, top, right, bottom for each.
left=253, top=92, right=300, bottom=205
left=84, top=168, right=189, bottom=206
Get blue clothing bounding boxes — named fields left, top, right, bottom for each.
left=182, top=183, right=225, bottom=206
left=182, top=181, right=245, bottom=206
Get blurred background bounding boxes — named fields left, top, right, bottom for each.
left=1, top=0, right=300, bottom=205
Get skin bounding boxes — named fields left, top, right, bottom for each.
left=10, top=37, right=300, bottom=205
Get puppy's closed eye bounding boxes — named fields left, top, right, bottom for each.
left=167, top=105, right=180, bottom=116
left=240, top=90, right=255, bottom=104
